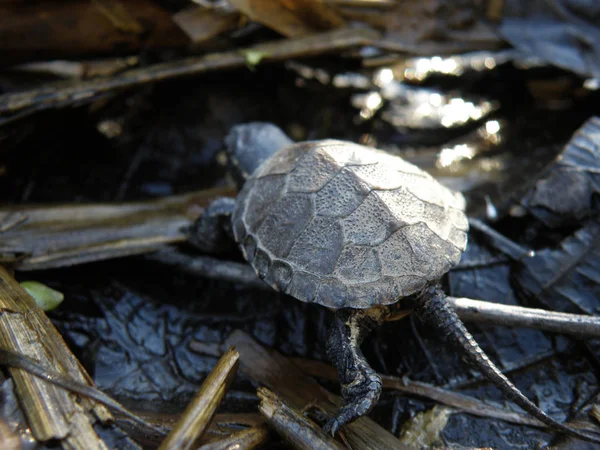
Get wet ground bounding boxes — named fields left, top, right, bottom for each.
left=2, top=60, right=600, bottom=448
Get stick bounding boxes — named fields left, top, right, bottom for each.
left=447, top=296, right=600, bottom=339
left=151, top=250, right=600, bottom=339
left=158, top=347, right=240, bottom=450
left=258, top=388, right=344, bottom=450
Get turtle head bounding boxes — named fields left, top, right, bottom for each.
left=225, top=122, right=293, bottom=186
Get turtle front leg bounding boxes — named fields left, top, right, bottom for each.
left=189, top=197, right=237, bottom=253
left=324, top=308, right=383, bottom=435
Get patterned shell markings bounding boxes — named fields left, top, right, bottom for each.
left=232, top=140, right=469, bottom=309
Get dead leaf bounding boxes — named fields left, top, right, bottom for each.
left=228, top=0, right=345, bottom=37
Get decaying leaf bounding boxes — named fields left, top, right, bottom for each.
left=501, top=1, right=600, bottom=78
left=398, top=405, right=452, bottom=449
left=514, top=218, right=600, bottom=316
left=520, top=116, right=600, bottom=228
left=378, top=0, right=501, bottom=54
left=228, top=0, right=346, bottom=37
left=0, top=0, right=188, bottom=64
left=172, top=6, right=240, bottom=44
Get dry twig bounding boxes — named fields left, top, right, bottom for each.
left=198, top=424, right=269, bottom=450
left=258, top=388, right=344, bottom=450
left=291, top=357, right=600, bottom=434
left=158, top=347, right=240, bottom=450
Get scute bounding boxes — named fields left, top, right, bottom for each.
left=335, top=245, right=381, bottom=283
left=240, top=174, right=287, bottom=232
left=287, top=217, right=344, bottom=275
left=342, top=192, right=405, bottom=245
left=287, top=146, right=340, bottom=193
left=232, top=139, right=469, bottom=309
left=287, top=271, right=321, bottom=303
left=256, top=193, right=314, bottom=257
left=264, top=259, right=293, bottom=292
left=315, top=168, right=370, bottom=217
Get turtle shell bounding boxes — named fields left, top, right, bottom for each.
left=231, top=140, right=468, bottom=309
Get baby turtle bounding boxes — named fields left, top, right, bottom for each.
left=192, top=123, right=600, bottom=444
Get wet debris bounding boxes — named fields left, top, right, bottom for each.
left=225, top=330, right=403, bottom=449
left=292, top=356, right=548, bottom=430
left=0, top=265, right=113, bottom=448
left=2, top=1, right=600, bottom=448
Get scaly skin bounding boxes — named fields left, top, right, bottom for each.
left=324, top=285, right=600, bottom=445
left=413, top=285, right=600, bottom=445
left=324, top=308, right=382, bottom=435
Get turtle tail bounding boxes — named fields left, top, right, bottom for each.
left=414, top=285, right=600, bottom=445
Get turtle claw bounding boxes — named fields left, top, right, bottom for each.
left=323, top=417, right=340, bottom=436
left=323, top=417, right=340, bottom=437
left=324, top=379, right=382, bottom=435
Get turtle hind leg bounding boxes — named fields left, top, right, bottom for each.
left=414, top=284, right=600, bottom=445
left=324, top=308, right=383, bottom=435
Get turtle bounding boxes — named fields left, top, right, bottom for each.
left=191, top=122, right=600, bottom=444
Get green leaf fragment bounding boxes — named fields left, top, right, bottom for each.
left=20, top=281, right=64, bottom=311
left=243, top=50, right=269, bottom=70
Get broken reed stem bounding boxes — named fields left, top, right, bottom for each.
left=147, top=250, right=267, bottom=290
left=0, top=28, right=380, bottom=116
left=0, top=348, right=161, bottom=433
left=447, top=296, right=600, bottom=339
left=198, top=424, right=269, bottom=450
left=258, top=388, right=344, bottom=450
left=468, top=218, right=534, bottom=260
left=0, top=265, right=112, bottom=447
left=158, top=347, right=240, bottom=450
left=0, top=187, right=233, bottom=271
